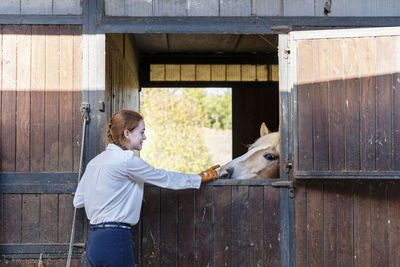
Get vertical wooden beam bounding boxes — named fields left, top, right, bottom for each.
left=360, top=37, right=376, bottom=171
left=142, top=187, right=160, bottom=266
left=312, top=39, right=329, bottom=170
left=336, top=182, right=354, bottom=266
left=354, top=182, right=371, bottom=266
left=232, top=186, right=249, bottom=267
left=16, top=25, right=31, bottom=172
left=376, top=36, right=393, bottom=170
left=72, top=25, right=83, bottom=172
left=213, top=186, right=232, bottom=267
left=343, top=38, right=361, bottom=170
left=195, top=187, right=214, bottom=267
left=297, top=40, right=313, bottom=171
left=328, top=38, right=345, bottom=170
left=306, top=183, right=323, bottom=267
left=264, top=186, right=281, bottom=267
left=59, top=25, right=74, bottom=172
left=323, top=182, right=337, bottom=266
left=45, top=25, right=60, bottom=171
left=160, top=189, right=178, bottom=266
left=31, top=25, right=46, bottom=172
left=2, top=25, right=17, bottom=171
left=178, top=189, right=195, bottom=266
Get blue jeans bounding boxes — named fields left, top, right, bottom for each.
left=86, top=226, right=134, bottom=267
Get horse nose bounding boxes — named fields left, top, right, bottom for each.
left=220, top=168, right=233, bottom=179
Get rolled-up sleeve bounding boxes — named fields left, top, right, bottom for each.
left=126, top=156, right=201, bottom=190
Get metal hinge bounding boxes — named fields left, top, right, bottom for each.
left=272, top=180, right=295, bottom=199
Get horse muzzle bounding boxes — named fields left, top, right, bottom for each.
left=219, top=167, right=234, bottom=179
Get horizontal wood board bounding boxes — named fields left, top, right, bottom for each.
left=104, top=0, right=400, bottom=17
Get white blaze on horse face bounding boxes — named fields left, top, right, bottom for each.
left=218, top=131, right=280, bottom=179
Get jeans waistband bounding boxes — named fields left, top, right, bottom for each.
left=90, top=222, right=132, bottom=230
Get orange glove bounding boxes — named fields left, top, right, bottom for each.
left=199, top=165, right=220, bottom=183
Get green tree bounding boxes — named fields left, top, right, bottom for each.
left=140, top=88, right=212, bottom=173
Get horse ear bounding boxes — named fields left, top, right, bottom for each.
left=260, top=122, right=271, bottom=136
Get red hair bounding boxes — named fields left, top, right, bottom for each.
left=107, top=110, right=143, bottom=150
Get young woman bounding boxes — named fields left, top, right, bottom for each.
left=73, top=110, right=219, bottom=267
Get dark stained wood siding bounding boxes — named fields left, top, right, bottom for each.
left=296, top=36, right=400, bottom=175
left=295, top=180, right=400, bottom=267
left=0, top=25, right=83, bottom=264
left=136, top=184, right=282, bottom=267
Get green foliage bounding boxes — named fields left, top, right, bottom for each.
left=140, top=88, right=212, bottom=173
left=187, top=88, right=232, bottom=130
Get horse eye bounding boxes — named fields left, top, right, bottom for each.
left=264, top=153, right=276, bottom=161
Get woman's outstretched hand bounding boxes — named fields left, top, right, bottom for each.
left=200, top=165, right=220, bottom=183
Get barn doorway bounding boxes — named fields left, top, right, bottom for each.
left=105, top=33, right=279, bottom=161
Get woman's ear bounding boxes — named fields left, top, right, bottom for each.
left=124, top=129, right=130, bottom=138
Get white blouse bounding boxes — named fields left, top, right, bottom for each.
left=73, top=144, right=202, bottom=225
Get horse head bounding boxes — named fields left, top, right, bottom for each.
left=218, top=123, right=280, bottom=179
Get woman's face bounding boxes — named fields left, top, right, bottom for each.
left=124, top=119, right=146, bottom=150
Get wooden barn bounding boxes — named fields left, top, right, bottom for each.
left=1, top=0, right=400, bottom=266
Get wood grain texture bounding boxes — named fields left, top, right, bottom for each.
left=370, top=182, right=387, bottom=266
left=232, top=186, right=249, bottom=267
left=2, top=25, right=17, bottom=172
left=72, top=26, right=82, bottom=172
left=336, top=182, right=353, bottom=266
left=59, top=25, right=74, bottom=172
left=328, top=39, right=345, bottom=170
left=249, top=186, right=263, bottom=267
left=376, top=36, right=392, bottom=171
left=21, top=194, right=40, bottom=242
left=220, top=0, right=251, bottom=16
left=3, top=194, right=22, bottom=242
left=294, top=185, right=307, bottom=267
left=312, top=39, right=329, bottom=170
left=15, top=26, right=31, bottom=172
left=360, top=37, right=377, bottom=171
left=343, top=38, right=361, bottom=170
left=44, top=25, right=60, bottom=171
left=31, top=25, right=46, bottom=172
left=142, top=187, right=160, bottom=267
left=264, top=186, right=281, bottom=267
left=160, top=189, right=178, bottom=266
left=394, top=36, right=400, bottom=171
left=306, top=183, right=323, bottom=267
left=323, top=182, right=337, bottom=267
left=388, top=182, right=400, bottom=267
left=21, top=0, right=52, bottom=15
left=213, top=186, right=232, bottom=267
left=297, top=40, right=314, bottom=171
left=354, top=182, right=371, bottom=266
left=178, top=189, right=195, bottom=266
left=40, top=194, right=58, bottom=242
left=195, top=187, right=214, bottom=267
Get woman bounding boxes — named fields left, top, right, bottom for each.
left=73, top=110, right=219, bottom=267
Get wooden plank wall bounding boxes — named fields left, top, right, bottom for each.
left=297, top=36, right=400, bottom=173
left=105, top=34, right=140, bottom=124
left=105, top=0, right=400, bottom=17
left=0, top=0, right=81, bottom=15
left=295, top=180, right=400, bottom=267
left=135, top=184, right=281, bottom=267
left=0, top=25, right=84, bottom=264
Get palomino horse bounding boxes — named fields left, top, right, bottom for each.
left=219, top=123, right=280, bottom=179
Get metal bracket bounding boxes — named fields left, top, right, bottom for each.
left=80, top=103, right=90, bottom=122
left=272, top=180, right=295, bottom=199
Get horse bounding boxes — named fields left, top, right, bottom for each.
left=218, top=123, right=280, bottom=179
